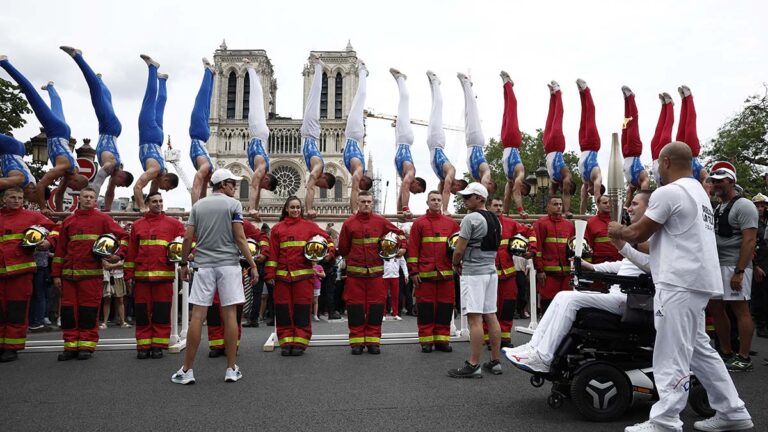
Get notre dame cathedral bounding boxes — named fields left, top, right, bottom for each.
left=205, top=40, right=380, bottom=215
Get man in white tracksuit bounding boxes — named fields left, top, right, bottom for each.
left=609, top=141, right=752, bottom=432
left=505, top=190, right=652, bottom=373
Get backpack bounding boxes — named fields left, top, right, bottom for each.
left=714, top=196, right=746, bottom=238
left=475, top=210, right=501, bottom=252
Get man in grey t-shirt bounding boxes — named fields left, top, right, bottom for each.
left=448, top=182, right=502, bottom=378
left=171, top=169, right=258, bottom=385
left=709, top=163, right=758, bottom=371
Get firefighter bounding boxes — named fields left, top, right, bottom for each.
left=585, top=195, right=621, bottom=264
left=0, top=187, right=58, bottom=362
left=124, top=192, right=185, bottom=359
left=52, top=187, right=127, bottom=361
left=338, top=191, right=406, bottom=355
left=533, top=195, right=574, bottom=312
left=487, top=197, right=537, bottom=348
left=265, top=196, right=333, bottom=356
left=407, top=190, right=459, bottom=353
left=207, top=218, right=268, bottom=357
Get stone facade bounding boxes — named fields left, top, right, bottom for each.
left=206, top=40, right=371, bottom=216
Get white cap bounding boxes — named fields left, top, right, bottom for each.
left=210, top=168, right=242, bottom=185
left=709, top=161, right=737, bottom=182
left=457, top=182, right=488, bottom=199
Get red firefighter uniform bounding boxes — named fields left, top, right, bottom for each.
left=52, top=209, right=127, bottom=353
left=265, top=217, right=332, bottom=352
left=207, top=220, right=269, bottom=352
left=533, top=214, right=574, bottom=303
left=339, top=212, right=405, bottom=349
left=124, top=211, right=185, bottom=352
left=0, top=208, right=58, bottom=352
left=407, top=211, right=459, bottom=349
left=586, top=211, right=621, bottom=264
left=486, top=217, right=538, bottom=345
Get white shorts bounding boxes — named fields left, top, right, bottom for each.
left=714, top=266, right=752, bottom=301
left=189, top=266, right=245, bottom=307
left=460, top=273, right=498, bottom=315
left=313, top=288, right=321, bottom=297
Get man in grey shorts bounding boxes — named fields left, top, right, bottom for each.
left=171, top=169, right=258, bottom=385
left=708, top=162, right=758, bottom=371
left=448, top=182, right=502, bottom=378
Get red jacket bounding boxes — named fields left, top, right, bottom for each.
left=243, top=220, right=270, bottom=261
left=586, top=212, right=621, bottom=264
left=52, top=208, right=127, bottom=280
left=406, top=211, right=459, bottom=281
left=496, top=216, right=538, bottom=280
left=339, top=212, right=405, bottom=279
left=0, top=208, right=58, bottom=278
left=124, top=212, right=185, bottom=282
left=265, top=217, right=333, bottom=283
left=533, top=214, right=574, bottom=275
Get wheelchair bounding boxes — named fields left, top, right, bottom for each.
left=510, top=257, right=715, bottom=422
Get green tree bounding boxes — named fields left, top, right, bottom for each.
left=0, top=77, right=31, bottom=135
left=456, top=130, right=584, bottom=215
left=702, top=92, right=768, bottom=198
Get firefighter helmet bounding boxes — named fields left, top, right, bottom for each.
left=378, top=232, right=400, bottom=260
left=508, top=233, right=529, bottom=257
left=566, top=236, right=592, bottom=259
left=92, top=233, right=119, bottom=258
left=304, top=235, right=329, bottom=262
left=446, top=232, right=461, bottom=255
left=240, top=239, right=260, bottom=262
left=21, top=225, right=49, bottom=248
left=167, top=237, right=184, bottom=263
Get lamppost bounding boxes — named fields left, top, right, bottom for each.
left=28, top=128, right=48, bottom=165
left=535, top=166, right=550, bottom=214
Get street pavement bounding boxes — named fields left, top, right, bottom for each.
left=2, top=316, right=766, bottom=432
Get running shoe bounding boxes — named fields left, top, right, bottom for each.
left=171, top=367, right=195, bottom=385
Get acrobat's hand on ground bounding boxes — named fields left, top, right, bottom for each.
left=518, top=210, right=529, bottom=219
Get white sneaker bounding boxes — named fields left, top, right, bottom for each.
left=550, top=80, right=561, bottom=93
left=576, top=78, right=588, bottom=91
left=225, top=365, right=242, bottom=383
left=140, top=54, right=160, bottom=69
left=171, top=367, right=195, bottom=385
left=503, top=343, right=533, bottom=358
left=99, top=323, right=107, bottom=330
left=158, top=73, right=169, bottom=80
left=499, top=70, right=512, bottom=85
left=693, top=416, right=754, bottom=431
left=312, top=315, right=320, bottom=322
left=622, top=85, right=634, bottom=98
left=506, top=349, right=549, bottom=373
left=389, top=67, right=407, bottom=81
left=625, top=420, right=664, bottom=432
left=393, top=315, right=403, bottom=321
left=680, top=85, right=692, bottom=98
left=426, top=70, right=440, bottom=85
left=120, top=322, right=132, bottom=328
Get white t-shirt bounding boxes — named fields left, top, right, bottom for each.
left=382, top=256, right=408, bottom=279
left=644, top=177, right=723, bottom=295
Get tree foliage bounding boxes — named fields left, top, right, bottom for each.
left=0, top=77, right=31, bottom=135
left=456, top=130, right=585, bottom=214
left=703, top=92, right=768, bottom=198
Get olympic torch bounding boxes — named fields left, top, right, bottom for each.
left=607, top=132, right=624, bottom=222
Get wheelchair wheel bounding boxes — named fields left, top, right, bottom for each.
left=688, top=379, right=716, bottom=418
left=570, top=363, right=631, bottom=422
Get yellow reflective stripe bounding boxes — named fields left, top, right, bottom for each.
left=279, top=241, right=306, bottom=247
left=293, top=337, right=310, bottom=345
left=50, top=231, right=60, bottom=236
left=418, top=269, right=455, bottom=278
left=327, top=242, right=335, bottom=248
left=499, top=239, right=509, bottom=245
left=275, top=268, right=315, bottom=277
left=496, top=266, right=516, bottom=276
left=139, top=239, right=169, bottom=246
left=536, top=252, right=543, bottom=257
left=62, top=269, right=104, bottom=276
left=279, top=337, right=294, bottom=345
left=349, top=337, right=365, bottom=344
left=70, top=234, right=100, bottom=241
left=347, top=265, right=384, bottom=274
left=3, top=337, right=26, bottom=344
left=406, top=257, right=418, bottom=263
left=152, top=337, right=170, bottom=344
left=78, top=341, right=97, bottom=348
left=0, top=233, right=24, bottom=242
left=3, top=262, right=37, bottom=272
left=265, top=261, right=277, bottom=268
left=364, top=337, right=380, bottom=343
left=501, top=332, right=511, bottom=339
left=123, top=262, right=135, bottom=269
left=544, top=237, right=568, bottom=243
left=208, top=339, right=224, bottom=347
left=419, top=336, right=435, bottom=343
left=543, top=265, right=567, bottom=272
left=421, top=236, right=448, bottom=243
left=433, top=335, right=451, bottom=342
left=135, top=271, right=176, bottom=277
left=351, top=237, right=380, bottom=244
left=53, top=257, right=64, bottom=264
left=528, top=237, right=537, bottom=242
left=120, top=240, right=128, bottom=246
left=136, top=338, right=152, bottom=346
left=64, top=341, right=78, bottom=348
left=258, top=241, right=269, bottom=246
left=594, top=236, right=611, bottom=242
